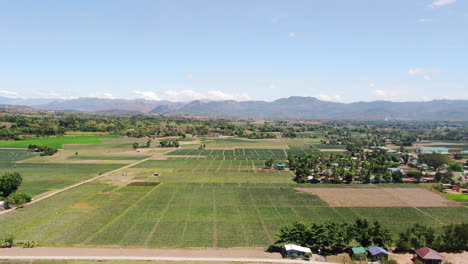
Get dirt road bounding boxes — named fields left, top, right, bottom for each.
left=0, top=151, right=167, bottom=216
left=0, top=247, right=333, bottom=264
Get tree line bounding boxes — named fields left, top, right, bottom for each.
left=275, top=220, right=468, bottom=255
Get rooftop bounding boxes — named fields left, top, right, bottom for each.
left=415, top=247, right=444, bottom=260
left=284, top=244, right=312, bottom=253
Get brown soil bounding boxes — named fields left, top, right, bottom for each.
left=318, top=149, right=346, bottom=152
left=0, top=247, right=282, bottom=259
left=294, top=188, right=461, bottom=207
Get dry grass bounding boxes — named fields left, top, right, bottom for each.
left=294, top=188, right=461, bottom=207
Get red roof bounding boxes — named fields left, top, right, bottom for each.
left=415, top=247, right=444, bottom=260
left=403, top=177, right=418, bottom=182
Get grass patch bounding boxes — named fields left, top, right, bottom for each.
left=0, top=135, right=120, bottom=149
left=444, top=194, right=468, bottom=200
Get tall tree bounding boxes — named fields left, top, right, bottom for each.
left=0, top=172, right=22, bottom=197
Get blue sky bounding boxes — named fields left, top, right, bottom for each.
left=0, top=0, right=467, bottom=102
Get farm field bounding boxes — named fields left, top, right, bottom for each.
left=0, top=136, right=467, bottom=248
left=0, top=135, right=120, bottom=149
left=1, top=181, right=466, bottom=248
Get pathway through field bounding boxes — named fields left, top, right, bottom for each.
left=0, top=247, right=334, bottom=264
left=0, top=150, right=171, bottom=216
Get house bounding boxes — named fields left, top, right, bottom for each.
left=402, top=177, right=418, bottom=183
left=351, top=246, right=366, bottom=260
left=367, top=246, right=391, bottom=260
left=0, top=201, right=4, bottom=210
left=421, top=177, right=435, bottom=183
left=283, top=244, right=312, bottom=258
left=388, top=167, right=404, bottom=173
left=275, top=164, right=286, bottom=169
left=414, top=247, right=444, bottom=264
left=416, top=147, right=449, bottom=155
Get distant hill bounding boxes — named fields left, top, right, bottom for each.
left=150, top=96, right=468, bottom=120
left=3, top=96, right=467, bottom=120
left=0, top=104, right=36, bottom=113
left=33, top=97, right=184, bottom=113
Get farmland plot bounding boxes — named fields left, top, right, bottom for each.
left=5, top=181, right=467, bottom=248
left=166, top=149, right=288, bottom=160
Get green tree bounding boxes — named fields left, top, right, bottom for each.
left=264, top=158, right=275, bottom=169
left=132, top=142, right=139, bottom=149
left=352, top=219, right=373, bottom=247
left=419, top=153, right=451, bottom=170
left=6, top=192, right=31, bottom=208
left=448, top=162, right=463, bottom=172
left=0, top=172, right=22, bottom=197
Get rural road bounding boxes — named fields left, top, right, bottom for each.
left=0, top=151, right=166, bottom=216
left=0, top=256, right=327, bottom=263
left=0, top=247, right=335, bottom=264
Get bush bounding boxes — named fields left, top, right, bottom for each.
left=0, top=235, right=14, bottom=248
left=7, top=192, right=32, bottom=207
left=16, top=240, right=36, bottom=248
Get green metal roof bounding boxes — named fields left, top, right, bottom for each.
left=352, top=246, right=366, bottom=254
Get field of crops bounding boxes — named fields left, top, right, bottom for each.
left=0, top=162, right=124, bottom=196
left=0, top=135, right=120, bottom=149
left=1, top=137, right=467, bottom=249
left=166, top=149, right=288, bottom=160
left=2, top=182, right=466, bottom=248
left=0, top=149, right=38, bottom=163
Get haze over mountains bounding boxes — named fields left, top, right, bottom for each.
left=1, top=96, right=467, bottom=120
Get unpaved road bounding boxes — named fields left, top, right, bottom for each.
left=0, top=247, right=333, bottom=264
left=0, top=151, right=168, bottom=216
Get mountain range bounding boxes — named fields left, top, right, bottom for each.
left=1, top=96, right=467, bottom=120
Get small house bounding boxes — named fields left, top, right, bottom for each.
left=275, top=164, right=286, bottom=169
left=402, top=177, right=418, bottom=183
left=414, top=247, right=444, bottom=264
left=421, top=177, right=435, bottom=183
left=0, top=201, right=4, bottom=210
left=351, top=246, right=366, bottom=260
left=367, top=246, right=390, bottom=260
left=283, top=244, right=311, bottom=258
left=388, top=167, right=404, bottom=173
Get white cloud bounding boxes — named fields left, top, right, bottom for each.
left=369, top=82, right=376, bottom=88
left=132, top=90, right=161, bottom=100
left=317, top=94, right=344, bottom=102
left=408, top=68, right=441, bottom=80
left=288, top=32, right=296, bottom=38
left=206, top=90, right=251, bottom=101
left=0, top=90, right=19, bottom=98
left=185, top=73, right=194, bottom=79
left=371, top=90, right=401, bottom=100
left=417, top=18, right=433, bottom=22
left=163, top=89, right=204, bottom=101
left=163, top=89, right=250, bottom=101
left=36, top=91, right=76, bottom=99
left=88, top=92, right=115, bottom=99
left=429, top=0, right=456, bottom=8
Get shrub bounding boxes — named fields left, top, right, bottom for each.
left=0, top=235, right=14, bottom=248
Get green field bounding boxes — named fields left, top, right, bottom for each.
left=444, top=194, right=468, bottom=200
left=0, top=137, right=467, bottom=248
left=0, top=149, right=38, bottom=162
left=0, top=162, right=124, bottom=196
left=0, top=135, right=120, bottom=149
left=1, top=181, right=465, bottom=248
left=167, top=149, right=288, bottom=160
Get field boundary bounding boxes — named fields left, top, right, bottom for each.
left=0, top=151, right=170, bottom=216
